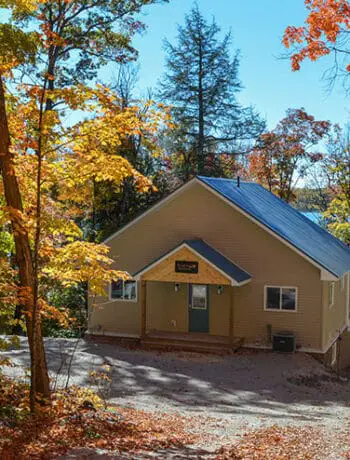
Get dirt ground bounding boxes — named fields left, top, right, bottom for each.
left=1, top=337, right=350, bottom=458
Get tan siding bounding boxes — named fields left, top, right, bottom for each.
left=209, top=285, right=230, bottom=336
left=92, top=182, right=323, bottom=349
left=324, top=329, right=350, bottom=370
left=322, top=275, right=348, bottom=350
left=146, top=281, right=188, bottom=333
left=89, top=292, right=141, bottom=336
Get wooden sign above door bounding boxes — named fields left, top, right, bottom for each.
left=175, top=260, right=198, bottom=274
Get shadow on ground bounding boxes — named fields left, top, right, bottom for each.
left=2, top=337, right=349, bottom=425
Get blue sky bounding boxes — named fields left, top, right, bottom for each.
left=127, top=0, right=349, bottom=129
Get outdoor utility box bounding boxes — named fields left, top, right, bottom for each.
left=272, top=331, right=296, bottom=353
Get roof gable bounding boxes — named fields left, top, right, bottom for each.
left=134, top=239, right=251, bottom=286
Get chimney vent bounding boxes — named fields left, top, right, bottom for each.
left=237, top=176, right=241, bottom=188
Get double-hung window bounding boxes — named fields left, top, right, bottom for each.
left=110, top=279, right=137, bottom=301
left=264, top=286, right=297, bottom=311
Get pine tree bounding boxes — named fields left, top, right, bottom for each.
left=159, top=4, right=264, bottom=177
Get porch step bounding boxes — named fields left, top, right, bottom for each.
left=141, top=336, right=243, bottom=354
left=86, top=333, right=244, bottom=354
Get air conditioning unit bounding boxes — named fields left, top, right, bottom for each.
left=272, top=331, right=296, bottom=353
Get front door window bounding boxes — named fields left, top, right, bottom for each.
left=189, top=284, right=209, bottom=333
left=191, top=284, right=208, bottom=309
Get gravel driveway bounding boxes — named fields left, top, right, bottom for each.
left=1, top=337, right=349, bottom=455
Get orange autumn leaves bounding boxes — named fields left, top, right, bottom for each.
left=283, top=0, right=350, bottom=71
left=0, top=375, right=195, bottom=459
left=248, top=108, right=330, bottom=202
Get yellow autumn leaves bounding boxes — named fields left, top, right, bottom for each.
left=1, top=80, right=171, bottom=306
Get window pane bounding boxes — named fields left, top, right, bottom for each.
left=192, top=285, right=207, bottom=309
left=282, top=288, right=296, bottom=310
left=111, top=280, right=123, bottom=299
left=124, top=280, right=136, bottom=300
left=266, top=287, right=280, bottom=309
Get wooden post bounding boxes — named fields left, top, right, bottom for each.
left=141, top=278, right=147, bottom=339
left=229, top=286, right=234, bottom=346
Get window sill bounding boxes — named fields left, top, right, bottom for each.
left=109, top=298, right=138, bottom=303
left=264, top=308, right=297, bottom=313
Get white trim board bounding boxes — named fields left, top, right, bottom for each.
left=103, top=177, right=338, bottom=281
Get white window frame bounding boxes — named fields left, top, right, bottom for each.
left=264, top=286, right=298, bottom=312
left=109, top=279, right=138, bottom=302
left=329, top=281, right=335, bottom=308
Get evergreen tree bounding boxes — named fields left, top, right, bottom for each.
left=159, top=4, right=264, bottom=177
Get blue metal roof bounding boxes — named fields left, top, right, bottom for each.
left=134, top=239, right=251, bottom=284
left=184, top=239, right=251, bottom=284
left=198, top=176, right=350, bottom=278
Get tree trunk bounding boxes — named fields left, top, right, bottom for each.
left=197, top=37, right=205, bottom=175
left=0, top=74, right=50, bottom=402
left=10, top=250, right=24, bottom=335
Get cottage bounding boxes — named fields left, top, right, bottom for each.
left=89, top=176, right=350, bottom=366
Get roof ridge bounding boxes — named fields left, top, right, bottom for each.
left=197, top=175, right=252, bottom=183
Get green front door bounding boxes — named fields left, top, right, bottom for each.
left=189, top=284, right=209, bottom=333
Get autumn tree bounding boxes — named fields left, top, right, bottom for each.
left=0, top=9, right=50, bottom=406
left=1, top=74, right=168, bottom=411
left=0, top=0, right=169, bottom=411
left=322, top=126, right=350, bottom=243
left=282, top=1, right=349, bottom=239
left=159, top=4, right=264, bottom=178
left=10, top=0, right=169, bottom=99
left=283, top=0, right=350, bottom=89
left=88, top=64, right=174, bottom=242
left=249, top=108, right=330, bottom=202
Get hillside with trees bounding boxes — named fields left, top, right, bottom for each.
left=0, top=0, right=349, bottom=457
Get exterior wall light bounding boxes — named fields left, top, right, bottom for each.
left=174, top=283, right=180, bottom=292
left=217, top=285, right=224, bottom=295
